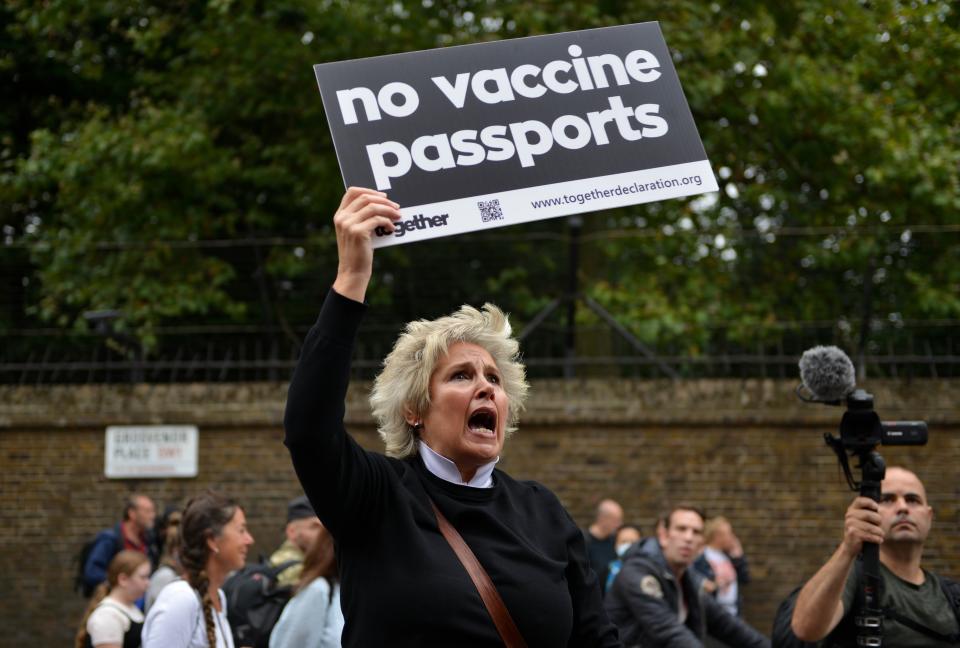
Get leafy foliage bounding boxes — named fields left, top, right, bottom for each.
left=1, top=0, right=957, bottom=372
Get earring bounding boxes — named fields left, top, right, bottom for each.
left=213, top=547, right=220, bottom=554
left=411, top=421, right=423, bottom=431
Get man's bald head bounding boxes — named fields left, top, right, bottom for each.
left=882, top=466, right=926, bottom=497
left=594, top=499, right=624, bottom=538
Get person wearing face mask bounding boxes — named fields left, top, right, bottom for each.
left=605, top=505, right=769, bottom=647
left=283, top=187, right=621, bottom=647
left=604, top=524, right=643, bottom=594
left=75, top=551, right=151, bottom=648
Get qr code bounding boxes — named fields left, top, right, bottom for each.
left=477, top=199, right=504, bottom=223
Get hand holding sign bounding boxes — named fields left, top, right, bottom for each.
left=332, top=187, right=401, bottom=302
left=314, top=22, right=717, bottom=247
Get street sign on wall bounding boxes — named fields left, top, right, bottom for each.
left=104, top=425, right=198, bottom=478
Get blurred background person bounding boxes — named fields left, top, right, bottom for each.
left=82, top=494, right=158, bottom=599
left=269, top=521, right=343, bottom=648
left=153, top=505, right=182, bottom=562
left=584, top=498, right=625, bottom=588
left=142, top=491, right=254, bottom=648
left=269, top=495, right=322, bottom=588
left=145, top=510, right=183, bottom=613
left=693, top=515, right=751, bottom=617
left=604, top=523, right=643, bottom=594
left=606, top=505, right=769, bottom=647
left=75, top=550, right=150, bottom=648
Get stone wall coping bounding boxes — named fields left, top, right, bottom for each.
left=2, top=379, right=957, bottom=428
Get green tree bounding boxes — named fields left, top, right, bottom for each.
left=1, top=0, right=957, bottom=375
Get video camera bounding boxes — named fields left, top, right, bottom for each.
left=796, top=346, right=928, bottom=647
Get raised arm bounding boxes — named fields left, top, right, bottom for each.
left=725, top=529, right=751, bottom=585
left=791, top=496, right=884, bottom=641
left=331, top=186, right=401, bottom=301
left=283, top=188, right=400, bottom=537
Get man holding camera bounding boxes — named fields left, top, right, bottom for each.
left=791, top=466, right=960, bottom=646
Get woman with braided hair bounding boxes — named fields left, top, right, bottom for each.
left=75, top=550, right=150, bottom=648
left=142, top=491, right=254, bottom=648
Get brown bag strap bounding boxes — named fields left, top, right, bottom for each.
left=428, top=498, right=528, bottom=648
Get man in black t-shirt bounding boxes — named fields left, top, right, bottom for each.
left=791, top=467, right=960, bottom=646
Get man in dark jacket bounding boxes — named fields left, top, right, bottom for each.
left=605, top=505, right=769, bottom=647
left=82, top=493, right=158, bottom=594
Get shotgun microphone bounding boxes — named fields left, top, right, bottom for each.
left=798, top=345, right=856, bottom=404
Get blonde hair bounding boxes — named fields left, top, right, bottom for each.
left=704, top=516, right=730, bottom=544
left=370, top=303, right=529, bottom=458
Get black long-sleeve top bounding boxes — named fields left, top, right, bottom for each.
left=283, top=290, right=621, bottom=648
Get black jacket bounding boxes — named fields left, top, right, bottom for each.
left=605, top=538, right=769, bottom=647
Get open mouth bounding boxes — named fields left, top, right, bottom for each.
left=467, top=409, right=497, bottom=436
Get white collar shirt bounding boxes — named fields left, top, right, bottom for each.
left=418, top=440, right=498, bottom=488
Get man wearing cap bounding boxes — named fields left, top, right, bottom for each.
left=269, top=495, right=324, bottom=587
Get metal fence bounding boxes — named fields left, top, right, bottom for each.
left=3, top=316, right=957, bottom=385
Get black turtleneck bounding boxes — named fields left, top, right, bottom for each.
left=284, top=289, right=620, bottom=648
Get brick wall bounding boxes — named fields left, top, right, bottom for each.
left=1, top=379, right=957, bottom=646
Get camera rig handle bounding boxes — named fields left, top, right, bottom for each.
left=855, top=450, right=886, bottom=648
left=825, top=434, right=886, bottom=646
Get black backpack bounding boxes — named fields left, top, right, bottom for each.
left=771, top=584, right=820, bottom=648
left=222, top=559, right=299, bottom=648
left=74, top=530, right=121, bottom=597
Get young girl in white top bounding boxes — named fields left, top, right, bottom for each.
left=142, top=492, right=254, bottom=648
left=75, top=550, right=151, bottom=648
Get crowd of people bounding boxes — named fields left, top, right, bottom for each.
left=73, top=188, right=958, bottom=647
left=76, top=492, right=343, bottom=648
left=584, top=499, right=765, bottom=646
left=74, top=471, right=957, bottom=648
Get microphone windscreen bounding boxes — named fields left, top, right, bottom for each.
left=799, top=346, right=856, bottom=402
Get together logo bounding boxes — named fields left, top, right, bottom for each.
left=376, top=212, right=450, bottom=238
